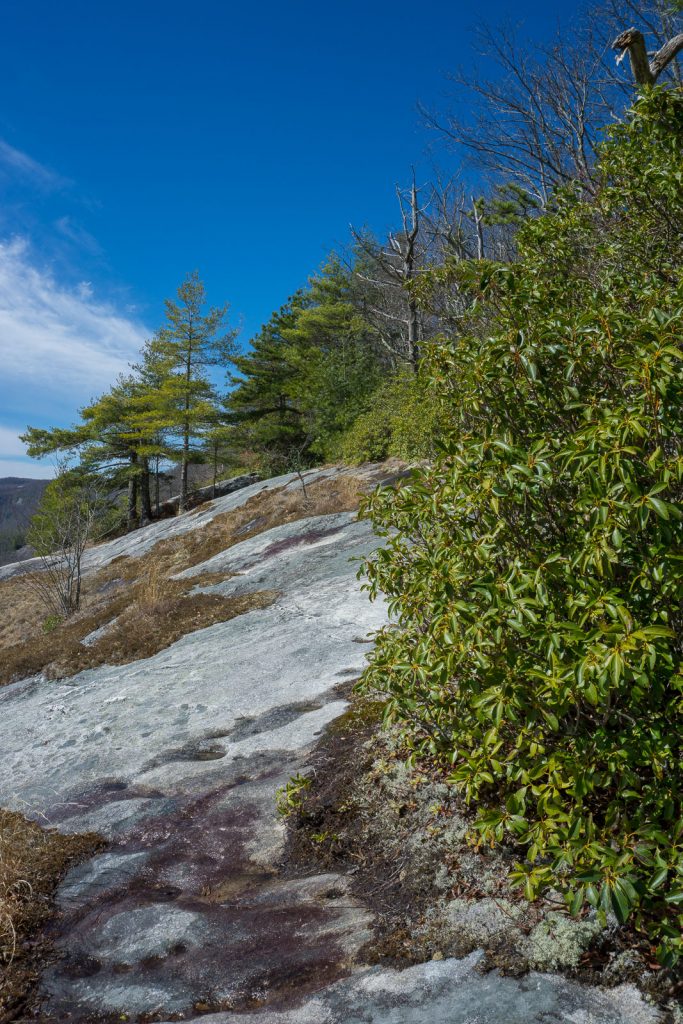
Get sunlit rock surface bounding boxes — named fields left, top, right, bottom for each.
left=0, top=467, right=662, bottom=1022
left=166, top=956, right=658, bottom=1024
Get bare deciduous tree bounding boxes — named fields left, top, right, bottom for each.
left=352, top=173, right=432, bottom=372
left=25, top=466, right=105, bottom=620
left=420, top=174, right=484, bottom=261
left=420, top=21, right=609, bottom=206
left=349, top=172, right=494, bottom=353
left=412, top=175, right=499, bottom=329
left=419, top=2, right=681, bottom=207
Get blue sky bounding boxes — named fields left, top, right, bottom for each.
left=0, top=0, right=577, bottom=478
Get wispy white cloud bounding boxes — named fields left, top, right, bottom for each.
left=0, top=237, right=149, bottom=420
left=54, top=215, right=102, bottom=255
left=0, top=139, right=68, bottom=191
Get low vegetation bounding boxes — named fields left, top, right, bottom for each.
left=0, top=810, right=103, bottom=1021
left=338, top=372, right=442, bottom=464
left=284, top=695, right=681, bottom=1002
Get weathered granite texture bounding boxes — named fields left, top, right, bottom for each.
left=0, top=467, right=662, bottom=1022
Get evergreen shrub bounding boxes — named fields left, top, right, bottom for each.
left=358, top=89, right=683, bottom=962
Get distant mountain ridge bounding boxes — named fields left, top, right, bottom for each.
left=0, top=476, right=48, bottom=566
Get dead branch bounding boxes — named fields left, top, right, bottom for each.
left=612, top=25, right=683, bottom=85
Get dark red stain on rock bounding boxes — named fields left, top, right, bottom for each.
left=38, top=751, right=362, bottom=1021
left=251, top=522, right=349, bottom=563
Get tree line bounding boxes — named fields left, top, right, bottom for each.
left=23, top=1, right=681, bottom=535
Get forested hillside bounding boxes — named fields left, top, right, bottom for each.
left=0, top=478, right=47, bottom=565
left=16, top=0, right=683, bottom=976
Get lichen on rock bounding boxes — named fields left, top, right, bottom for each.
left=525, top=910, right=604, bottom=971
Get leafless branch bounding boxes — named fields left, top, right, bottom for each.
left=24, top=466, right=105, bottom=620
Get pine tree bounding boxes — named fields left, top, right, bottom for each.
left=148, top=271, right=236, bottom=510
left=80, top=374, right=167, bottom=529
left=129, top=340, right=180, bottom=517
left=226, top=260, right=383, bottom=471
left=24, top=373, right=161, bottom=532
left=227, top=293, right=310, bottom=473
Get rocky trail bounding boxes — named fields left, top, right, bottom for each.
left=0, top=467, right=663, bottom=1023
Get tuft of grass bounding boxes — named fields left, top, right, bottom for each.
left=41, top=615, right=62, bottom=635
left=0, top=809, right=103, bottom=1018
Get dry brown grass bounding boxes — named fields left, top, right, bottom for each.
left=95, top=467, right=375, bottom=584
left=0, top=467, right=393, bottom=688
left=0, top=809, right=103, bottom=1021
left=0, top=466, right=400, bottom=1017
left=0, top=582, right=278, bottom=688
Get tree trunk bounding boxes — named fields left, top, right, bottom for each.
left=155, top=455, right=161, bottom=517
left=472, top=197, right=485, bottom=260
left=407, top=297, right=420, bottom=372
left=127, top=452, right=139, bottom=532
left=179, top=350, right=192, bottom=513
left=140, top=458, right=153, bottom=525
left=180, top=447, right=189, bottom=513
left=74, top=556, right=82, bottom=612
left=651, top=34, right=683, bottom=84
left=405, top=176, right=421, bottom=372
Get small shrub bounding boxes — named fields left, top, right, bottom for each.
left=41, top=615, right=62, bottom=635
left=26, top=466, right=109, bottom=619
left=276, top=773, right=312, bottom=818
